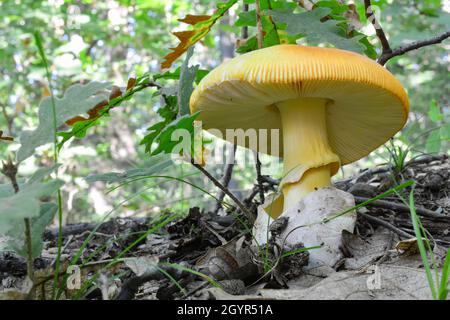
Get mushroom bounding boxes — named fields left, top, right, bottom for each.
left=190, top=45, right=409, bottom=266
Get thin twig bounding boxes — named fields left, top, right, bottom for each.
left=254, top=0, right=265, bottom=203
left=300, top=0, right=448, bottom=66
left=354, top=196, right=443, bottom=219
left=241, top=3, right=249, bottom=39
left=190, top=159, right=253, bottom=221
left=254, top=151, right=265, bottom=203
left=297, top=0, right=314, bottom=11
left=255, top=0, right=264, bottom=49
left=215, top=144, right=237, bottom=213
left=1, top=104, right=14, bottom=135
left=359, top=212, right=413, bottom=239
left=378, top=31, right=450, bottom=65
left=364, top=0, right=449, bottom=65
left=1, top=159, right=35, bottom=293
left=364, top=0, right=392, bottom=56
left=1, top=158, right=19, bottom=193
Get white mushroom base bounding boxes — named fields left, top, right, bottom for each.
left=253, top=187, right=356, bottom=268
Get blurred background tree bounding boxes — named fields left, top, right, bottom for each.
left=0, top=0, right=448, bottom=224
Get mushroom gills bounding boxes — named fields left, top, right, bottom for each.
left=276, top=97, right=340, bottom=217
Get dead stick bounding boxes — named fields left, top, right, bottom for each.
left=354, top=196, right=442, bottom=219
left=359, top=212, right=413, bottom=239
left=191, top=159, right=253, bottom=221
left=241, top=3, right=249, bottom=39
left=215, top=144, right=237, bottom=213
left=254, top=0, right=265, bottom=203
left=254, top=151, right=265, bottom=203
left=255, top=0, right=264, bottom=49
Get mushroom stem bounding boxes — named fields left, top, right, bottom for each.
left=276, top=98, right=340, bottom=214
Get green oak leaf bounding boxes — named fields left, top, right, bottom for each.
left=0, top=179, right=63, bottom=234
left=178, top=46, right=199, bottom=116
left=270, top=7, right=366, bottom=53
left=150, top=113, right=200, bottom=156
left=85, top=153, right=174, bottom=185
left=2, top=203, right=57, bottom=259
left=17, top=81, right=111, bottom=162
left=428, top=100, right=443, bottom=123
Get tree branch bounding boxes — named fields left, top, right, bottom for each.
left=359, top=212, right=413, bottom=239
left=254, top=151, right=265, bottom=203
left=214, top=144, right=237, bottom=213
left=190, top=159, right=253, bottom=222
left=241, top=3, right=249, bottom=39
left=378, top=31, right=450, bottom=65
left=253, top=1, right=266, bottom=203
left=364, top=0, right=392, bottom=56
left=1, top=104, right=14, bottom=136
left=364, top=0, right=449, bottom=65
left=354, top=196, right=443, bottom=219
left=255, top=0, right=264, bottom=49
left=297, top=0, right=314, bottom=11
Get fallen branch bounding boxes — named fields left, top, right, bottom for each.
left=359, top=212, right=413, bottom=239
left=354, top=196, right=443, bottom=219
left=115, top=264, right=188, bottom=300
left=254, top=151, right=265, bottom=203
left=190, top=159, right=253, bottom=222
left=44, top=217, right=151, bottom=239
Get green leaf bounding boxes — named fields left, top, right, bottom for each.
left=161, top=0, right=239, bottom=69
left=425, top=130, right=442, bottom=154
left=270, top=7, right=366, bottom=53
left=178, top=46, right=199, bottom=116
left=235, top=10, right=257, bottom=27
left=2, top=203, right=58, bottom=259
left=438, top=249, right=450, bottom=300
left=315, top=0, right=350, bottom=15
left=441, top=123, right=450, bottom=141
left=150, top=113, right=200, bottom=156
left=153, top=67, right=209, bottom=84
left=85, top=154, right=174, bottom=184
left=236, top=15, right=284, bottom=53
left=57, top=74, right=159, bottom=149
left=27, top=164, right=61, bottom=185
left=0, top=184, right=16, bottom=199
left=140, top=96, right=178, bottom=154
left=428, top=100, right=443, bottom=122
left=0, top=179, right=63, bottom=234
left=0, top=165, right=58, bottom=199
left=17, top=81, right=111, bottom=162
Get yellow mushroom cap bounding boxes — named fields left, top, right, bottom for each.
left=190, top=44, right=409, bottom=164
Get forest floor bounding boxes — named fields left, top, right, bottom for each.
left=0, top=154, right=449, bottom=300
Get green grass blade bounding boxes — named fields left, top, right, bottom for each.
left=161, top=262, right=222, bottom=289
left=323, top=180, right=414, bottom=223
left=73, top=213, right=179, bottom=299
left=408, top=185, right=437, bottom=300
left=33, top=31, right=65, bottom=300
left=438, top=249, right=450, bottom=300
left=281, top=245, right=322, bottom=259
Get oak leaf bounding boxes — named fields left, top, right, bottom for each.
left=161, top=0, right=238, bottom=69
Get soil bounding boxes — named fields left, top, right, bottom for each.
left=0, top=154, right=449, bottom=300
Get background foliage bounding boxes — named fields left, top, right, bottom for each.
left=0, top=0, right=449, bottom=228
